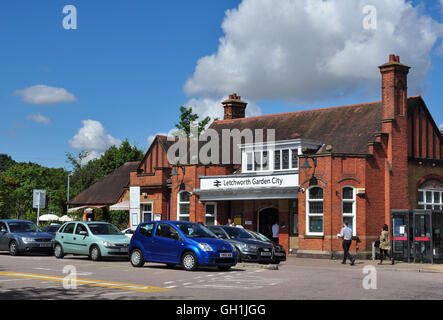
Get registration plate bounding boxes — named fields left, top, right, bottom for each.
left=120, top=248, right=128, bottom=253
left=275, top=252, right=285, bottom=256
left=39, top=243, right=52, bottom=248
left=220, top=253, right=232, bottom=258
left=261, top=252, right=272, bottom=257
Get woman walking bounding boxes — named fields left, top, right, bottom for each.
left=378, top=224, right=395, bottom=265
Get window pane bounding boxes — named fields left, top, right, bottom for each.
left=309, top=217, right=323, bottom=233
left=274, top=151, right=281, bottom=170
left=425, top=205, right=432, bottom=210
left=426, top=191, right=432, bottom=203
left=434, top=192, right=441, bottom=204
left=180, top=203, right=190, bottom=217
left=263, top=151, right=269, bottom=170
left=205, top=216, right=215, bottom=226
left=291, top=149, right=298, bottom=169
left=254, top=152, right=262, bottom=171
left=180, top=192, right=190, bottom=202
left=140, top=224, right=154, bottom=238
left=309, top=187, right=323, bottom=200
left=247, top=153, right=253, bottom=171
left=282, top=150, right=289, bottom=169
left=342, top=187, right=354, bottom=200
left=205, top=204, right=215, bottom=215
left=418, top=205, right=424, bottom=209
left=343, top=202, right=353, bottom=214
left=418, top=191, right=424, bottom=202
left=309, top=202, right=323, bottom=214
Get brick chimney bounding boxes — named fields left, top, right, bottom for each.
left=378, top=55, right=411, bottom=222
left=222, top=93, right=248, bottom=120
left=379, top=54, right=410, bottom=120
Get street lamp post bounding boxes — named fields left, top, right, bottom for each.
left=67, top=173, right=73, bottom=213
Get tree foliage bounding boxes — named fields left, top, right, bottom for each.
left=66, top=139, right=144, bottom=201
left=174, top=106, right=211, bottom=137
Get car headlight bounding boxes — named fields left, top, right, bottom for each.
left=103, top=241, right=114, bottom=247
left=198, top=243, right=213, bottom=252
left=238, top=243, right=257, bottom=250
left=22, top=237, right=34, bottom=243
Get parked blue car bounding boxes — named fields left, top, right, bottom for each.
left=0, top=219, right=54, bottom=256
left=129, top=221, right=238, bottom=271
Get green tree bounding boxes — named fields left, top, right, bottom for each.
left=0, top=154, right=16, bottom=173
left=66, top=139, right=144, bottom=201
left=174, top=106, right=211, bottom=137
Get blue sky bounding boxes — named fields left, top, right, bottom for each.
left=1, top=0, right=442, bottom=169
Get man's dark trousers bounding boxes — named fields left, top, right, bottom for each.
left=342, top=239, right=354, bottom=263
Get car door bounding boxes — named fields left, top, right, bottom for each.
left=72, top=223, right=90, bottom=255
left=0, top=222, right=9, bottom=251
left=137, top=223, right=156, bottom=261
left=150, top=223, right=182, bottom=263
left=58, top=223, right=76, bottom=253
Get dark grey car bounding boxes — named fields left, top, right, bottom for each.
left=207, top=226, right=274, bottom=264
left=0, top=220, right=55, bottom=256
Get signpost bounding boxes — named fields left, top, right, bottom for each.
left=33, top=189, right=46, bottom=226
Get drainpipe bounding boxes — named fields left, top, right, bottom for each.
left=167, top=194, right=171, bottom=221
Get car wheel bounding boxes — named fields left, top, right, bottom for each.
left=182, top=252, right=198, bottom=271
left=90, top=245, right=102, bottom=261
left=54, top=244, right=64, bottom=259
left=218, top=266, right=231, bottom=271
left=130, top=249, right=144, bottom=267
left=271, top=260, right=281, bottom=265
left=9, top=241, right=19, bottom=256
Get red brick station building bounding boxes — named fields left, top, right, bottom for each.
left=128, top=55, right=443, bottom=262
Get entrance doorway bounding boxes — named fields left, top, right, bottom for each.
left=258, top=208, right=279, bottom=240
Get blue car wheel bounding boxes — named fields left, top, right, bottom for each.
left=182, top=251, right=198, bottom=271
left=130, top=249, right=144, bottom=268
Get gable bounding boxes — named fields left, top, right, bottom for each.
left=137, top=136, right=172, bottom=174
left=407, top=96, right=443, bottom=160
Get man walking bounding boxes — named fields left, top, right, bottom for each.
left=338, top=221, right=355, bottom=265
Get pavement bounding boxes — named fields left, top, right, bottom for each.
left=1, top=252, right=443, bottom=300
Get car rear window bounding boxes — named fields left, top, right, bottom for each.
left=139, top=224, right=154, bottom=238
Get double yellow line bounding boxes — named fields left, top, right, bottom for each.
left=0, top=271, right=172, bottom=294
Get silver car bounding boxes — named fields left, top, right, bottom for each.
left=0, top=220, right=55, bottom=256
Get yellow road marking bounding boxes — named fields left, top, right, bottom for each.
left=0, top=272, right=172, bottom=294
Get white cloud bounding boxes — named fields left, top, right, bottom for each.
left=185, top=96, right=262, bottom=121
left=439, top=124, right=443, bottom=132
left=15, top=85, right=77, bottom=105
left=184, top=0, right=443, bottom=104
left=27, top=113, right=51, bottom=125
left=69, top=120, right=121, bottom=161
left=147, top=132, right=169, bottom=146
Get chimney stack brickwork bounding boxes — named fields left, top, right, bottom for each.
left=222, top=93, right=248, bottom=120
left=379, top=55, right=411, bottom=223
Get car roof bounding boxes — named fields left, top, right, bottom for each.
left=0, top=219, right=33, bottom=223
left=62, top=221, right=110, bottom=224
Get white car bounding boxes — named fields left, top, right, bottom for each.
left=122, top=228, right=134, bottom=238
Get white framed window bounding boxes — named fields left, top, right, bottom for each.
left=141, top=203, right=153, bottom=222
left=177, top=191, right=191, bottom=221
left=244, top=148, right=298, bottom=172
left=418, top=189, right=443, bottom=210
left=205, top=203, right=217, bottom=226
left=342, top=186, right=356, bottom=236
left=306, top=186, right=324, bottom=235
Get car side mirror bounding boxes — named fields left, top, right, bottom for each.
left=79, top=231, right=88, bottom=236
